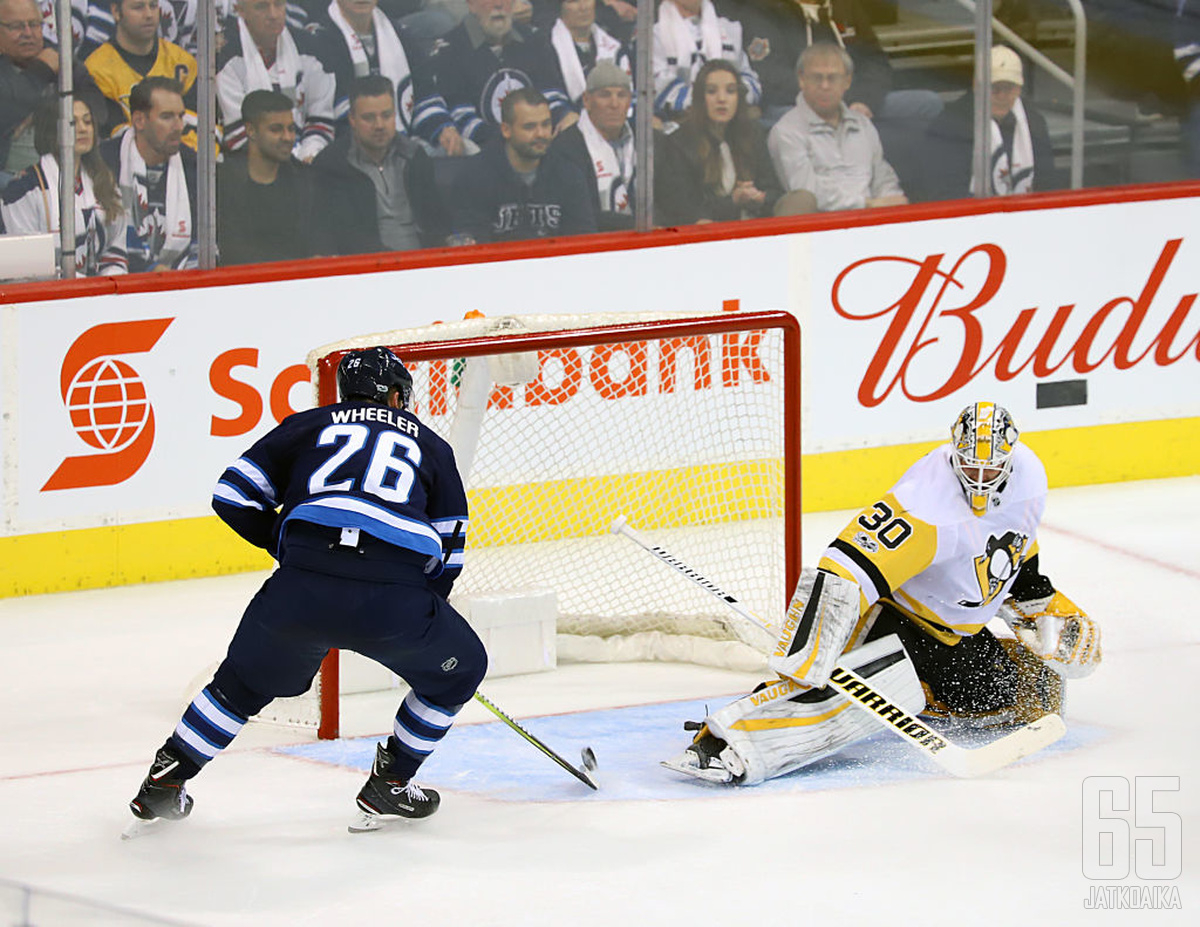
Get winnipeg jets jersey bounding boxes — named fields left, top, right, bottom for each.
left=819, top=442, right=1048, bottom=644
left=212, top=401, right=468, bottom=588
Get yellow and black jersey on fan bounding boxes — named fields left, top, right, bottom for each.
left=818, top=442, right=1048, bottom=645
left=84, top=39, right=199, bottom=149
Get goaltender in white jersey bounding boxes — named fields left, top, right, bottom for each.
left=665, top=400, right=1102, bottom=785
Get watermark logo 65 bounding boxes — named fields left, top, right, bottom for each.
left=1083, top=776, right=1183, bottom=911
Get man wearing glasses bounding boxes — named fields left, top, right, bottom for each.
left=0, top=0, right=60, bottom=179
left=767, top=40, right=906, bottom=212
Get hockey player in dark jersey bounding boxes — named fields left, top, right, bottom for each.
left=126, top=347, right=487, bottom=835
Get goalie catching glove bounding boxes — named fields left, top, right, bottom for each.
left=1000, top=591, right=1101, bottom=679
left=766, top=568, right=860, bottom=688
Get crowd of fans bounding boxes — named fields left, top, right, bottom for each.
left=0, top=0, right=1196, bottom=274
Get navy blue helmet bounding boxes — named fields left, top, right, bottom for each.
left=337, top=347, right=413, bottom=407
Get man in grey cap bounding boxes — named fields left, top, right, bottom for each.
left=547, top=59, right=634, bottom=231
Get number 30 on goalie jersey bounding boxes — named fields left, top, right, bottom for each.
left=817, top=444, right=1048, bottom=643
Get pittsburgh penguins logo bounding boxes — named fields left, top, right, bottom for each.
left=959, top=530, right=1028, bottom=607
left=481, top=68, right=533, bottom=125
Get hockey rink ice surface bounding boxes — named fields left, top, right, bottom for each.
left=1, top=477, right=1197, bottom=926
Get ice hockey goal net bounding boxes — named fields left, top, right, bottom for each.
left=293, top=309, right=801, bottom=738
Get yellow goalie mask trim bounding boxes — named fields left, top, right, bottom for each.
left=951, top=401, right=1020, bottom=516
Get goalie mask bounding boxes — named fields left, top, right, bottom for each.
left=950, top=401, right=1019, bottom=516
left=337, top=347, right=413, bottom=408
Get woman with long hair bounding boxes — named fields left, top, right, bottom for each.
left=655, top=59, right=781, bottom=225
left=1, top=93, right=123, bottom=275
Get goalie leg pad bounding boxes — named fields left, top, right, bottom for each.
left=704, top=634, right=926, bottom=785
left=767, top=568, right=860, bottom=688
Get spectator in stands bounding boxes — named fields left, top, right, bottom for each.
left=531, top=0, right=638, bottom=43
left=414, top=0, right=570, bottom=149
left=218, top=0, right=317, bottom=36
left=653, top=0, right=760, bottom=121
left=0, top=0, right=63, bottom=177
left=217, top=89, right=319, bottom=265
left=217, top=0, right=336, bottom=161
left=310, top=0, right=469, bottom=155
left=720, top=0, right=940, bottom=189
left=159, top=0, right=197, bottom=53
left=311, top=74, right=447, bottom=252
left=547, top=58, right=632, bottom=230
left=1, top=91, right=123, bottom=274
left=718, top=0, right=886, bottom=124
left=767, top=42, right=905, bottom=212
left=544, top=0, right=630, bottom=109
left=73, top=1, right=197, bottom=58
left=597, top=0, right=636, bottom=44
left=655, top=58, right=781, bottom=225
left=84, top=0, right=198, bottom=143
left=450, top=85, right=595, bottom=241
left=34, top=0, right=80, bottom=52
left=1087, top=0, right=1195, bottom=120
left=1178, top=0, right=1200, bottom=176
left=98, top=75, right=197, bottom=272
left=919, top=46, right=1061, bottom=201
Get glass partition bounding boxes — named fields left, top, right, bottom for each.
left=0, top=0, right=1194, bottom=280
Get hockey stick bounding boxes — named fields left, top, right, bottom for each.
left=610, top=516, right=1066, bottom=778
left=473, top=692, right=599, bottom=790
left=446, top=513, right=597, bottom=790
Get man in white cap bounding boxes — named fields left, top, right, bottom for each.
left=919, top=45, right=1061, bottom=201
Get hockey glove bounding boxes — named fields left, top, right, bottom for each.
left=1000, top=591, right=1101, bottom=679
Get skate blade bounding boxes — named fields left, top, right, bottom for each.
left=121, top=817, right=165, bottom=841
left=348, top=811, right=389, bottom=834
left=660, top=756, right=733, bottom=785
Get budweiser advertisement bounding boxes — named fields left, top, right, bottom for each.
left=804, top=203, right=1198, bottom=449
left=2, top=194, right=1196, bottom=538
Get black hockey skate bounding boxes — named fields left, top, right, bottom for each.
left=661, top=721, right=746, bottom=785
left=349, top=742, right=440, bottom=833
left=123, top=745, right=194, bottom=839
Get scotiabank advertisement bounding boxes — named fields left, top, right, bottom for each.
left=2, top=193, right=1197, bottom=538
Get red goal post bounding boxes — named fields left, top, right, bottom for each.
left=303, top=309, right=802, bottom=739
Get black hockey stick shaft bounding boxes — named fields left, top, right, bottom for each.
left=473, top=692, right=598, bottom=790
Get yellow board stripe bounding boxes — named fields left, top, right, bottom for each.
left=468, top=459, right=783, bottom=547
left=0, top=516, right=275, bottom=598
left=3, top=416, right=1196, bottom=598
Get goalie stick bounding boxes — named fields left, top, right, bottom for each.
left=609, top=515, right=1066, bottom=778
left=474, top=692, right=599, bottom=790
